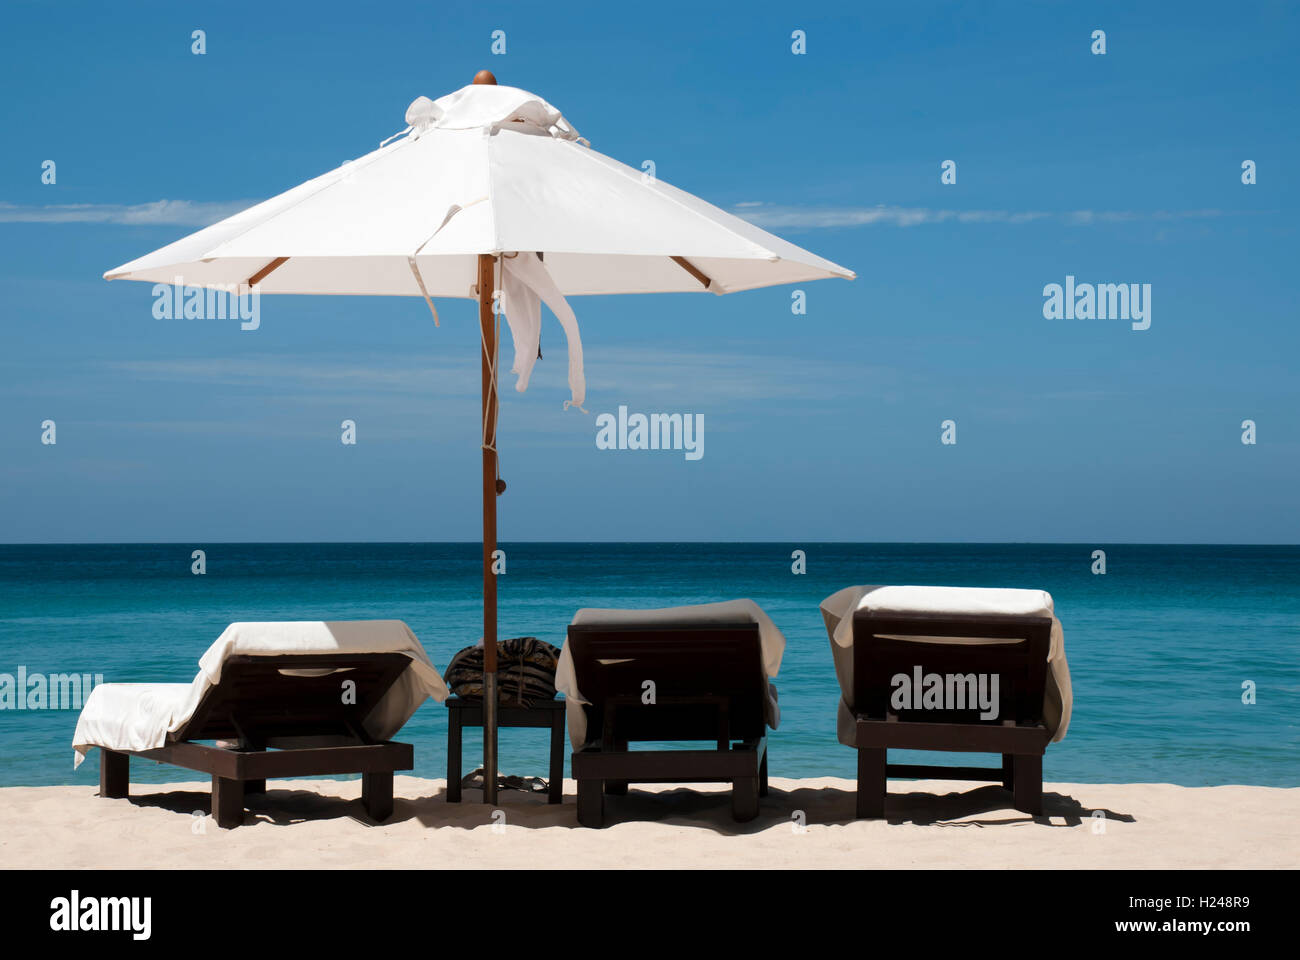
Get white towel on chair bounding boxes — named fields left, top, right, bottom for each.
left=72, top=620, right=448, bottom=767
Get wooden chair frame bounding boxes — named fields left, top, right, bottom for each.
left=566, top=623, right=770, bottom=828
left=850, top=610, right=1054, bottom=818
left=97, top=653, right=416, bottom=828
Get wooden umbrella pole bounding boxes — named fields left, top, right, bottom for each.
left=477, top=251, right=500, bottom=806
left=473, top=69, right=500, bottom=807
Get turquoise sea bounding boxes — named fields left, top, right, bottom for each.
left=0, top=542, right=1297, bottom=787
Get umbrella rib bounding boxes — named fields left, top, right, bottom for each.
left=246, top=257, right=289, bottom=286
left=670, top=256, right=712, bottom=290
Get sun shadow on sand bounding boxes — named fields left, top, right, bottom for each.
left=778, top=782, right=1137, bottom=829
left=125, top=786, right=411, bottom=828
left=414, top=782, right=1138, bottom=835
left=122, top=781, right=1136, bottom=834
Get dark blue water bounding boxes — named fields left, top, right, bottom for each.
left=0, top=543, right=1296, bottom=787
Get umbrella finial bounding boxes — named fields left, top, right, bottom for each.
left=473, top=70, right=498, bottom=85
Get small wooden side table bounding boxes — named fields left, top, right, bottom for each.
left=445, top=697, right=566, bottom=804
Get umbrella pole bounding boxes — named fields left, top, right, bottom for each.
left=478, top=252, right=499, bottom=806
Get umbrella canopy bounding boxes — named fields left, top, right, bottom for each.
left=105, top=81, right=853, bottom=296
left=104, top=72, right=853, bottom=805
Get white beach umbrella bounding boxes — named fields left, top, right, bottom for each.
left=105, top=71, right=854, bottom=802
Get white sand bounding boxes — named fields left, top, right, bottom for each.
left=3, top=777, right=1296, bottom=869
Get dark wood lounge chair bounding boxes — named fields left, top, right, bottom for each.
left=851, top=609, right=1053, bottom=818
left=97, top=653, right=415, bottom=828
left=567, top=622, right=770, bottom=828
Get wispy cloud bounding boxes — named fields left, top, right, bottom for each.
left=107, top=356, right=476, bottom=396
left=732, top=202, right=1235, bottom=229
left=0, top=199, right=251, bottom=226
left=100, top=346, right=898, bottom=422
left=1, top=196, right=1238, bottom=232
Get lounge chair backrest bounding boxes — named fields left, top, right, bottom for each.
left=566, top=623, right=766, bottom=744
left=177, top=653, right=413, bottom=743
left=852, top=612, right=1052, bottom=726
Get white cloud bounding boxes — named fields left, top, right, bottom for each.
left=0, top=199, right=253, bottom=226
left=0, top=197, right=1236, bottom=232
left=733, top=203, right=1232, bottom=229
left=108, top=355, right=476, bottom=395
left=103, top=346, right=897, bottom=418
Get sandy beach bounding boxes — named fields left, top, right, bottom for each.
left=3, top=776, right=1296, bottom=869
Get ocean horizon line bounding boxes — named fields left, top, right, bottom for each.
left=3, top=540, right=1299, bottom=548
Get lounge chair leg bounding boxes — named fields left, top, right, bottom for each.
left=1001, top=754, right=1014, bottom=791
left=576, top=778, right=605, bottom=828
left=362, top=771, right=394, bottom=822
left=856, top=747, right=886, bottom=819
left=732, top=776, right=759, bottom=822
left=1012, top=754, right=1042, bottom=815
left=99, top=749, right=128, bottom=799
left=548, top=711, right=564, bottom=805
left=446, top=707, right=462, bottom=803
left=605, top=740, right=628, bottom=795
left=759, top=750, right=769, bottom=798
left=244, top=779, right=266, bottom=796
left=211, top=775, right=245, bottom=829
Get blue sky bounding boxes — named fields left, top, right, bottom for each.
left=0, top=0, right=1296, bottom=543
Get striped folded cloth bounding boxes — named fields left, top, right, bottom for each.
left=445, top=637, right=561, bottom=707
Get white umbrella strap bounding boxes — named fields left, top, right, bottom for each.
left=503, top=252, right=587, bottom=413
left=379, top=125, right=412, bottom=148
left=406, top=198, right=491, bottom=330
left=406, top=257, right=440, bottom=327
